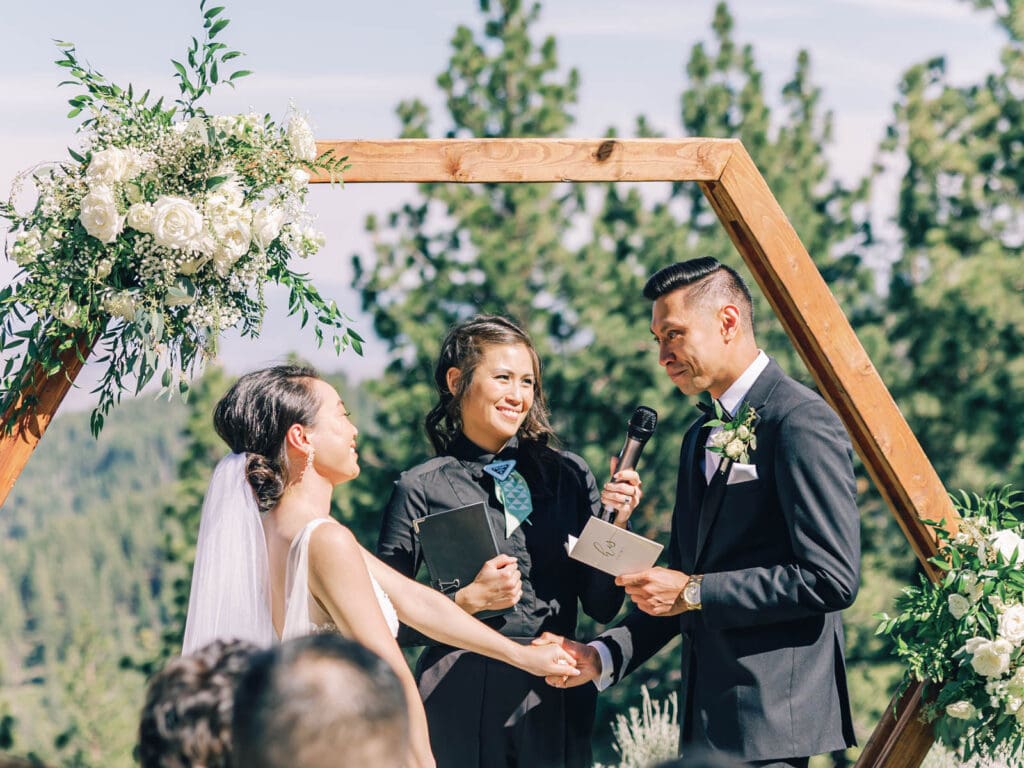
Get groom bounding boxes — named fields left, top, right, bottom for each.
left=544, top=258, right=860, bottom=767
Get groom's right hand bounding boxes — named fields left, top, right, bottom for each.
left=532, top=632, right=601, bottom=688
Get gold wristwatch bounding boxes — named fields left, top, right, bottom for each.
left=682, top=574, right=703, bottom=610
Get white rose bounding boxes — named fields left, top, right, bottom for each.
left=127, top=203, right=155, bottom=233
left=948, top=593, right=971, bottom=620
left=211, top=219, right=251, bottom=275
left=151, top=196, right=204, bottom=250
left=945, top=700, right=976, bottom=720
left=287, top=115, right=318, bottom=162
left=737, top=425, right=751, bottom=440
left=79, top=186, right=124, bottom=244
left=86, top=147, right=131, bottom=184
left=990, top=529, right=1024, bottom=566
left=95, top=259, right=113, bottom=280
left=724, top=439, right=745, bottom=460
left=252, top=206, right=286, bottom=249
left=288, top=167, right=311, bottom=190
left=964, top=637, right=1013, bottom=678
left=999, top=604, right=1024, bottom=644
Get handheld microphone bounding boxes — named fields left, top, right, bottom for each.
left=601, top=406, right=658, bottom=521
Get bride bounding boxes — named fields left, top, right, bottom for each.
left=181, top=365, right=578, bottom=768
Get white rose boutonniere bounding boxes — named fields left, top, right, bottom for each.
left=706, top=402, right=758, bottom=465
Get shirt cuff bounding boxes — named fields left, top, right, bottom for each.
left=588, top=640, right=615, bottom=691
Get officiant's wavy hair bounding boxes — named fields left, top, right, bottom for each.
left=214, top=364, right=322, bottom=514
left=643, top=257, right=755, bottom=332
left=426, top=314, right=554, bottom=454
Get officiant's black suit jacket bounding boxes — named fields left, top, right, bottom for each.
left=596, top=359, right=860, bottom=762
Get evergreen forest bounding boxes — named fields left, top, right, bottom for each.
left=2, top=1, right=1023, bottom=765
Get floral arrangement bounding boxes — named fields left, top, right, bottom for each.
left=0, top=2, right=357, bottom=434
left=877, top=486, right=1024, bottom=762
left=706, top=402, right=758, bottom=464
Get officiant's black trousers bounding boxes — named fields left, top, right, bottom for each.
left=416, top=647, right=597, bottom=768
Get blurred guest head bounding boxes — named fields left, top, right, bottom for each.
left=138, top=638, right=258, bottom=768
left=232, top=634, right=408, bottom=768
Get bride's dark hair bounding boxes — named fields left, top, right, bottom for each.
left=425, top=315, right=554, bottom=455
left=214, top=365, right=321, bottom=514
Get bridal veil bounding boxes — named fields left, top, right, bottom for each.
left=181, top=452, right=276, bottom=653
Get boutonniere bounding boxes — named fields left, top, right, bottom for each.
left=706, top=402, right=758, bottom=464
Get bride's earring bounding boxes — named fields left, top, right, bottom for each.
left=304, top=444, right=316, bottom=475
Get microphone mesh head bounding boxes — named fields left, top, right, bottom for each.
left=627, top=406, right=658, bottom=439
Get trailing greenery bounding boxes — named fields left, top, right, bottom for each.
left=0, top=0, right=355, bottom=437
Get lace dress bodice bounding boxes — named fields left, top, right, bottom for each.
left=281, top=518, right=399, bottom=640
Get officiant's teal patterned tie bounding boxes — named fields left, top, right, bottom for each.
left=484, top=459, right=533, bottom=537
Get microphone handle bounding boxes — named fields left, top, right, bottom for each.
left=600, top=436, right=648, bottom=521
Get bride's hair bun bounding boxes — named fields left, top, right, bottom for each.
left=213, top=365, right=322, bottom=513
left=245, top=453, right=286, bottom=515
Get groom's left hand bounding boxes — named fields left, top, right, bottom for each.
left=616, top=567, right=690, bottom=616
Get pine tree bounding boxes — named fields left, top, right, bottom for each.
left=874, top=2, right=1024, bottom=493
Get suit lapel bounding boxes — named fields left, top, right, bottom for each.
left=677, top=415, right=709, bottom=570
left=692, top=359, right=786, bottom=566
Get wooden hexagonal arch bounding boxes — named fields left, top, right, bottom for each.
left=0, top=137, right=958, bottom=767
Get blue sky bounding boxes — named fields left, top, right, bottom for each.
left=0, top=0, right=1004, bottom=409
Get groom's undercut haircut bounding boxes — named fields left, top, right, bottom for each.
left=232, top=634, right=409, bottom=768
left=643, top=257, right=755, bottom=332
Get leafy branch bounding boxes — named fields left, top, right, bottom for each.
left=171, top=1, right=251, bottom=116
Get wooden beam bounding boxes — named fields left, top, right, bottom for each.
left=310, top=138, right=737, bottom=184
left=700, top=145, right=948, bottom=768
left=0, top=334, right=93, bottom=509
left=855, top=682, right=936, bottom=768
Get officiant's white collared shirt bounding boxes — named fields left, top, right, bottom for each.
left=704, top=350, right=769, bottom=484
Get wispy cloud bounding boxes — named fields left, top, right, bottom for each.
left=834, top=0, right=981, bottom=21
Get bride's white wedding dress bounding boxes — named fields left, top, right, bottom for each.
left=281, top=517, right=400, bottom=640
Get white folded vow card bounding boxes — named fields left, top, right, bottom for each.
left=566, top=516, right=664, bottom=577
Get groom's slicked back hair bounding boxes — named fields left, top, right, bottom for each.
left=643, top=257, right=755, bottom=333
left=232, top=634, right=408, bottom=768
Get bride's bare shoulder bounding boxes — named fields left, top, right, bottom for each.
left=307, top=518, right=362, bottom=562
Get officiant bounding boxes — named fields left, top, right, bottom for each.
left=377, top=314, right=634, bottom=768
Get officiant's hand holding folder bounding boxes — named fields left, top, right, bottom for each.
left=413, top=501, right=515, bottom=619
left=415, top=501, right=664, bottom=597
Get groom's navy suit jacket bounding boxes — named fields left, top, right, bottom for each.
left=596, top=359, right=860, bottom=762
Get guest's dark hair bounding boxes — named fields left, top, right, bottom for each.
left=138, top=639, right=259, bottom=768
left=425, top=314, right=554, bottom=454
left=232, top=634, right=409, bottom=768
left=643, top=257, right=755, bottom=332
left=214, top=365, right=322, bottom=514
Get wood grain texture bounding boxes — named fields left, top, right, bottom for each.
left=0, top=334, right=93, bottom=509
left=309, top=138, right=738, bottom=183
left=854, top=682, right=936, bottom=768
left=701, top=144, right=951, bottom=768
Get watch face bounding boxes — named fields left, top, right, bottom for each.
left=684, top=581, right=700, bottom=605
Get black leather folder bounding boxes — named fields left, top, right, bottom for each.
left=413, top=501, right=511, bottom=619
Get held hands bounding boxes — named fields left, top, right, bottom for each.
left=601, top=457, right=643, bottom=528
left=616, top=567, right=691, bottom=616
left=516, top=636, right=583, bottom=679
left=532, top=632, right=601, bottom=689
left=455, top=554, right=522, bottom=614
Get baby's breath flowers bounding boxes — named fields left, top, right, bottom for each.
left=0, top=2, right=355, bottom=435
left=877, top=487, right=1024, bottom=763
